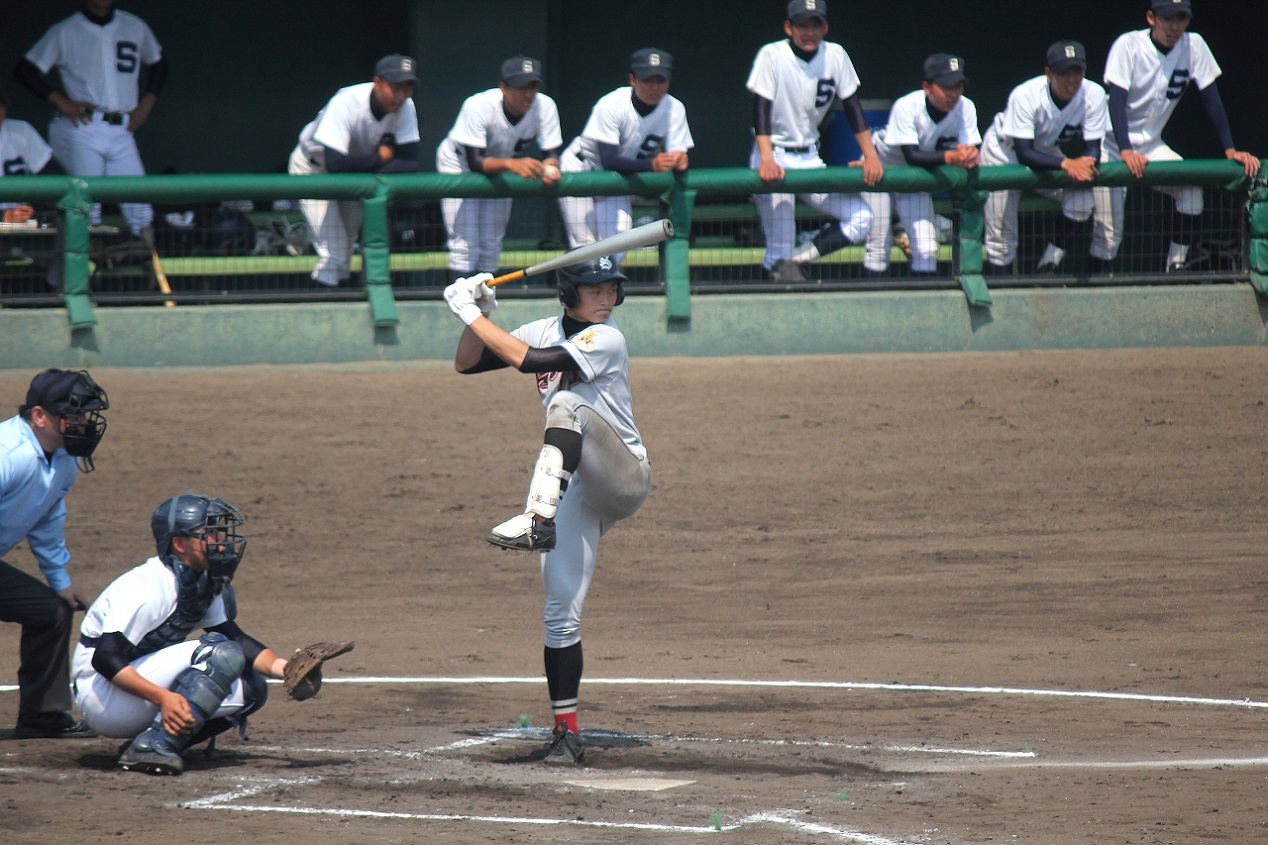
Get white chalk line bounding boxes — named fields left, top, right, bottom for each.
left=308, top=675, right=1268, bottom=711
left=178, top=779, right=916, bottom=844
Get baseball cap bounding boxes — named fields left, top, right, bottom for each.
left=630, top=48, right=672, bottom=81
left=21, top=369, right=108, bottom=416
left=374, top=54, right=419, bottom=85
left=501, top=55, right=543, bottom=88
left=1150, top=0, right=1192, bottom=18
left=1046, top=40, right=1088, bottom=73
left=923, top=53, right=968, bottom=87
left=787, top=0, right=828, bottom=24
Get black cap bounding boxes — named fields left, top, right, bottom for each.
left=923, top=53, right=968, bottom=86
left=21, top=369, right=108, bottom=416
left=374, top=54, right=419, bottom=84
left=1150, top=0, right=1192, bottom=18
left=630, top=48, right=672, bottom=81
left=1046, top=40, right=1088, bottom=73
left=787, top=0, right=828, bottom=24
left=501, top=55, right=543, bottom=88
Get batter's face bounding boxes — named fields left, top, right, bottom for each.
left=500, top=80, right=541, bottom=118
left=371, top=78, right=414, bottom=113
left=1147, top=10, right=1191, bottom=48
left=922, top=81, right=964, bottom=113
left=566, top=282, right=620, bottom=323
left=629, top=74, right=669, bottom=106
left=784, top=18, right=828, bottom=52
left=1045, top=65, right=1086, bottom=102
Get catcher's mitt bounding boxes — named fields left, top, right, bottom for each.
left=284, top=640, right=355, bottom=701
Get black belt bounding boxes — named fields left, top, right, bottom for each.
left=777, top=145, right=812, bottom=154
left=95, top=111, right=126, bottom=126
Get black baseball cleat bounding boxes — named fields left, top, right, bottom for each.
left=487, top=513, right=556, bottom=552
left=13, top=713, right=96, bottom=739
left=543, top=723, right=585, bottom=765
left=118, top=746, right=184, bottom=776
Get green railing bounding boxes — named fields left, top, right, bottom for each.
left=2, top=160, right=1262, bottom=328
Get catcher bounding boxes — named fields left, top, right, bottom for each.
left=71, top=493, right=352, bottom=775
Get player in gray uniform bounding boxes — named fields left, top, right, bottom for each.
left=444, top=260, right=652, bottom=765
left=289, top=55, right=421, bottom=287
left=863, top=54, right=980, bottom=277
left=14, top=0, right=167, bottom=236
left=981, top=41, right=1108, bottom=274
left=74, top=494, right=298, bottom=775
left=437, top=56, right=563, bottom=282
left=747, top=0, right=884, bottom=282
left=1092, top=0, right=1259, bottom=272
left=558, top=49, right=692, bottom=266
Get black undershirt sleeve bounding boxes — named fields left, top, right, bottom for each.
left=143, top=56, right=169, bottom=97
left=1198, top=82, right=1236, bottom=152
left=840, top=93, right=868, bottom=135
left=597, top=142, right=653, bottom=173
left=207, top=620, right=267, bottom=667
left=464, top=145, right=489, bottom=172
left=1013, top=137, right=1067, bottom=171
left=753, top=95, right=773, bottom=136
left=902, top=145, right=947, bottom=167
left=1107, top=84, right=1133, bottom=153
left=378, top=140, right=420, bottom=173
left=91, top=631, right=140, bottom=681
left=13, top=58, right=54, bottom=102
left=518, top=345, right=581, bottom=374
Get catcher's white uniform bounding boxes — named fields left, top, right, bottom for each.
left=71, top=557, right=252, bottom=739
left=558, top=87, right=693, bottom=264
left=437, top=88, right=563, bottom=274
left=510, top=315, right=650, bottom=649
left=981, top=75, right=1108, bottom=268
left=24, top=8, right=162, bottom=233
left=745, top=38, right=872, bottom=270
left=288, top=82, right=421, bottom=285
left=1092, top=29, right=1221, bottom=261
left=866, top=89, right=981, bottom=272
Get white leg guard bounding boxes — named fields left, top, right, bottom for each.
left=1038, top=243, right=1067, bottom=270
left=525, top=445, right=571, bottom=520
left=1166, top=242, right=1190, bottom=270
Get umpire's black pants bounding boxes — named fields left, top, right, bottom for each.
left=0, top=558, right=73, bottom=724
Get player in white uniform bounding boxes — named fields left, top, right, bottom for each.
left=15, top=0, right=167, bottom=236
left=73, top=494, right=301, bottom=775
left=288, top=55, right=421, bottom=287
left=863, top=54, right=980, bottom=276
left=437, top=56, right=563, bottom=281
left=0, top=88, right=56, bottom=225
left=444, top=259, right=652, bottom=765
left=747, top=0, right=883, bottom=282
left=981, top=41, right=1108, bottom=274
left=558, top=49, right=692, bottom=266
left=1093, top=0, right=1259, bottom=271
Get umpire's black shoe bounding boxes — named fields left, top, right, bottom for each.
left=14, top=712, right=96, bottom=739
left=543, top=723, right=585, bottom=765
left=487, top=513, right=556, bottom=552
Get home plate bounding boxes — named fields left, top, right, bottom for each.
left=565, top=777, right=696, bottom=791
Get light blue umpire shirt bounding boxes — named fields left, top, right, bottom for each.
left=0, top=414, right=79, bottom=592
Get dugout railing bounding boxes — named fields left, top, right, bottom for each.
left=0, top=160, right=1263, bottom=328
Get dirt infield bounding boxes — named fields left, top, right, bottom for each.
left=2, top=348, right=1266, bottom=845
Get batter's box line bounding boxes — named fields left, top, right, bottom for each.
left=178, top=782, right=925, bottom=844
left=302, top=675, right=1268, bottom=711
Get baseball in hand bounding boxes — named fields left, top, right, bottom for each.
left=542, top=163, right=561, bottom=181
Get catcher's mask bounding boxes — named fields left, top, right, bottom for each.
left=20, top=369, right=109, bottom=471
left=151, top=494, right=248, bottom=590
left=554, top=256, right=626, bottom=309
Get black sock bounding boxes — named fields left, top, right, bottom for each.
left=1172, top=210, right=1197, bottom=247
left=544, top=427, right=582, bottom=476
left=545, top=642, right=583, bottom=731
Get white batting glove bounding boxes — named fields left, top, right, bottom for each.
left=467, top=272, right=498, bottom=315
left=443, top=278, right=482, bottom=325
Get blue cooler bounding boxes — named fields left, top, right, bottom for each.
left=823, top=98, right=892, bottom=165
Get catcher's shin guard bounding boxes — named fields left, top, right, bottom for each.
left=120, top=633, right=244, bottom=775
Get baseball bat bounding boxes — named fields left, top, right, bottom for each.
left=139, top=227, right=175, bottom=308
left=489, top=218, right=674, bottom=288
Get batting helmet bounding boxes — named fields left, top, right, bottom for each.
left=555, top=256, right=627, bottom=308
left=151, top=494, right=248, bottom=587
left=19, top=369, right=109, bottom=467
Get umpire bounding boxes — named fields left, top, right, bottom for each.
left=0, top=369, right=109, bottom=738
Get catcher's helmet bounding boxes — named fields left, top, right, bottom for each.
left=20, top=369, right=109, bottom=468
left=555, top=256, right=626, bottom=309
left=151, top=494, right=248, bottom=587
